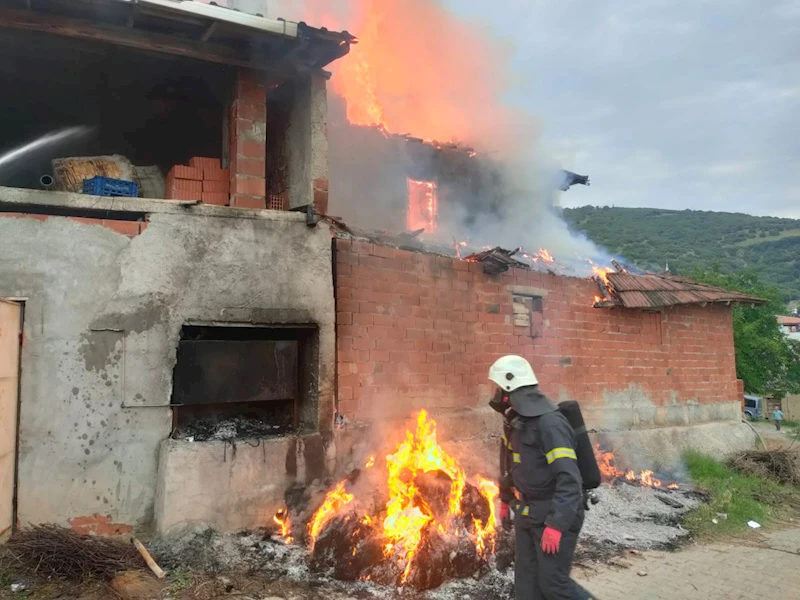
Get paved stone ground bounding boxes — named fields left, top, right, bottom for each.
left=575, top=527, right=800, bottom=600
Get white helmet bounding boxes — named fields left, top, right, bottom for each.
left=488, top=355, right=538, bottom=392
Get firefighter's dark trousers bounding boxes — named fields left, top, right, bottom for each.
left=514, top=513, right=596, bottom=600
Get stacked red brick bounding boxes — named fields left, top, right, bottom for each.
left=166, top=158, right=229, bottom=206
left=335, top=239, right=738, bottom=419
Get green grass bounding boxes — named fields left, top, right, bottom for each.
left=682, top=450, right=794, bottom=537
left=167, top=566, right=194, bottom=594
left=734, top=228, right=800, bottom=247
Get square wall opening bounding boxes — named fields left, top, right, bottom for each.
left=0, top=29, right=230, bottom=194
left=170, top=324, right=320, bottom=441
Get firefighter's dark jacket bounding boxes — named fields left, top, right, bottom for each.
left=507, top=409, right=584, bottom=532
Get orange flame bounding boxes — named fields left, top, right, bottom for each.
left=384, top=410, right=466, bottom=580
left=474, top=479, right=499, bottom=557
left=273, top=508, right=293, bottom=544
left=308, top=479, right=354, bottom=550
left=407, top=179, right=438, bottom=233
left=592, top=265, right=613, bottom=286
left=306, top=410, right=498, bottom=581
left=594, top=445, right=679, bottom=489
left=366, top=455, right=375, bottom=469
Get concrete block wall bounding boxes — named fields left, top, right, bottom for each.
left=287, top=74, right=329, bottom=214
left=0, top=197, right=336, bottom=532
left=229, top=68, right=267, bottom=209
left=334, top=239, right=740, bottom=429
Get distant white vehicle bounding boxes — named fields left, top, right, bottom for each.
left=744, top=395, right=763, bottom=420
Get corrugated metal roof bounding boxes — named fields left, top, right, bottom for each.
left=605, top=273, right=766, bottom=309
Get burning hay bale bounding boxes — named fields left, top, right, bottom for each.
left=6, top=525, right=145, bottom=581
left=727, top=449, right=800, bottom=486
left=306, top=410, right=499, bottom=591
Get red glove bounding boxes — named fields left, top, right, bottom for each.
left=499, top=502, right=510, bottom=521
left=541, top=526, right=562, bottom=555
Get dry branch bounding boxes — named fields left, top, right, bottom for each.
left=6, top=525, right=146, bottom=581
left=727, top=449, right=799, bottom=486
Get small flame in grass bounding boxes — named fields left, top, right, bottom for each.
left=308, top=480, right=354, bottom=551
left=594, top=445, right=679, bottom=489
left=366, top=455, right=375, bottom=468
left=274, top=508, right=293, bottom=544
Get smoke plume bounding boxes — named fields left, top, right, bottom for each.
left=269, top=0, right=610, bottom=269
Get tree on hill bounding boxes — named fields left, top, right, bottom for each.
left=688, top=266, right=800, bottom=398
left=562, top=206, right=800, bottom=302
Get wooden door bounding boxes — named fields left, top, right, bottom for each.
left=0, top=300, right=21, bottom=541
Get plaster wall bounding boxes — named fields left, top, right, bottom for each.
left=0, top=189, right=335, bottom=531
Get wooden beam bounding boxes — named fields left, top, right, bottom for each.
left=0, top=7, right=294, bottom=75
left=201, top=20, right=217, bottom=42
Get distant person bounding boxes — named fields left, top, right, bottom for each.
left=773, top=407, right=783, bottom=431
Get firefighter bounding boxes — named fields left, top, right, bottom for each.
left=489, top=355, right=596, bottom=600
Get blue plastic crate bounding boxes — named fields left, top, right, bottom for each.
left=82, top=176, right=139, bottom=198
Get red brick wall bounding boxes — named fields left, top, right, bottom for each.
left=228, top=68, right=267, bottom=209
left=335, top=239, right=738, bottom=420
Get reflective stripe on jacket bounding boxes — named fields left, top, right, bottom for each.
left=509, top=410, right=583, bottom=532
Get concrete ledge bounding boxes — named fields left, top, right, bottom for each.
left=582, top=400, right=742, bottom=430
left=592, top=420, right=758, bottom=473
left=0, top=186, right=311, bottom=222
left=154, top=434, right=331, bottom=535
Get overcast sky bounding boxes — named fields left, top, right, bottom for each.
left=447, top=0, right=800, bottom=218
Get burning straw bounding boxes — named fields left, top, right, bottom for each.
left=307, top=410, right=499, bottom=590
left=6, top=525, right=145, bottom=581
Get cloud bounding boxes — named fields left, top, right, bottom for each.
left=444, top=0, right=800, bottom=217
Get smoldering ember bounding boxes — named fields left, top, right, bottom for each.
left=0, top=0, right=773, bottom=598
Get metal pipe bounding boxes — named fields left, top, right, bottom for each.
left=39, top=174, right=54, bottom=190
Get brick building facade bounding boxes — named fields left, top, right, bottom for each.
left=335, top=239, right=742, bottom=428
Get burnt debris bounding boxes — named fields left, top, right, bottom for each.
left=464, top=246, right=530, bottom=275
left=309, top=478, right=493, bottom=591
left=173, top=416, right=294, bottom=442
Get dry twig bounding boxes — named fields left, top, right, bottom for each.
left=727, top=449, right=799, bottom=486
left=6, top=524, right=145, bottom=581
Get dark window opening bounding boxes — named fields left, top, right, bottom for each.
left=0, top=29, right=230, bottom=195
left=266, top=83, right=292, bottom=210
left=171, top=325, right=319, bottom=441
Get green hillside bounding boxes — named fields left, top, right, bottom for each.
left=562, top=206, right=800, bottom=302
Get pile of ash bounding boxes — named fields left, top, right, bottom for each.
left=150, top=527, right=516, bottom=600
left=173, top=417, right=294, bottom=442
left=580, top=482, right=704, bottom=551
